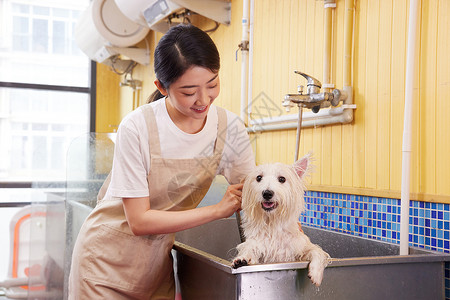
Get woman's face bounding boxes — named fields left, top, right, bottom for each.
left=164, top=66, right=220, bottom=128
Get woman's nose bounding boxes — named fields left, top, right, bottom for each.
left=195, top=89, right=210, bottom=106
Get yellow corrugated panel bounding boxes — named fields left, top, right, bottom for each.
left=390, top=0, right=407, bottom=192
left=336, top=0, right=352, bottom=188
left=419, top=0, right=438, bottom=195
left=331, top=0, right=344, bottom=187
left=331, top=125, right=343, bottom=186
left=436, top=0, right=450, bottom=196
left=313, top=127, right=323, bottom=185
left=352, top=0, right=367, bottom=189
left=364, top=0, right=380, bottom=190
left=322, top=126, right=332, bottom=186
left=410, top=0, right=422, bottom=195
left=376, top=0, right=392, bottom=191
left=286, top=129, right=296, bottom=164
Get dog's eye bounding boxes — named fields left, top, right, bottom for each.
left=278, top=176, right=286, bottom=183
left=256, top=175, right=262, bottom=182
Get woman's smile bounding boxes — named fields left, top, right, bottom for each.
left=191, top=105, right=208, bottom=113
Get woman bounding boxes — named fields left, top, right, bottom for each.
left=68, top=24, right=255, bottom=299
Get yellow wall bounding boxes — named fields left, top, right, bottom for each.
left=95, top=63, right=121, bottom=132
left=97, top=0, right=450, bottom=203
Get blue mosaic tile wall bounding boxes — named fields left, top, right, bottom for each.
left=301, top=191, right=450, bottom=299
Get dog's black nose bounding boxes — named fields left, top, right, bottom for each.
left=262, top=190, right=274, bottom=200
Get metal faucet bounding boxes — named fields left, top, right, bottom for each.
left=283, top=71, right=345, bottom=113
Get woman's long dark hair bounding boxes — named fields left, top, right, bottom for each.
left=147, top=24, right=220, bottom=103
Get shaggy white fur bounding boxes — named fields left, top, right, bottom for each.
left=232, top=154, right=330, bottom=286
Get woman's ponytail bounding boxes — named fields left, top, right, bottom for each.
left=147, top=89, right=164, bottom=103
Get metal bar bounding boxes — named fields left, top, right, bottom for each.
left=90, top=60, right=97, bottom=132
left=0, top=182, right=32, bottom=188
left=0, top=182, right=66, bottom=188
left=294, top=106, right=303, bottom=162
left=0, top=202, right=31, bottom=207
left=0, top=81, right=90, bottom=93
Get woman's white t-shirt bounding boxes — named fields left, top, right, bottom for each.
left=107, top=99, right=256, bottom=199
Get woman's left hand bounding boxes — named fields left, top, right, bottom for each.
left=214, top=183, right=243, bottom=219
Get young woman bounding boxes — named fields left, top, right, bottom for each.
left=68, top=24, right=255, bottom=299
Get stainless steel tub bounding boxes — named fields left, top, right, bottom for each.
left=174, top=218, right=450, bottom=300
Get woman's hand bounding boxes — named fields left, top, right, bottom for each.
left=214, top=183, right=243, bottom=219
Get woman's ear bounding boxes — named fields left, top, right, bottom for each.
left=154, top=79, right=168, bottom=96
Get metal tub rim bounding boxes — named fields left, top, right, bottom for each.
left=173, top=224, right=450, bottom=274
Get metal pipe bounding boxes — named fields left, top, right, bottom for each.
left=340, top=0, right=354, bottom=123
left=343, top=0, right=353, bottom=88
left=247, top=0, right=255, bottom=119
left=240, top=0, right=250, bottom=122
left=294, top=106, right=303, bottom=162
left=400, top=0, right=419, bottom=256
left=323, top=1, right=335, bottom=93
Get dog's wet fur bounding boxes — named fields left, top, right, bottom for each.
left=232, top=154, right=330, bottom=286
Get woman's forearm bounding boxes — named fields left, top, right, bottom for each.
left=129, top=205, right=221, bottom=236
left=123, top=184, right=242, bottom=236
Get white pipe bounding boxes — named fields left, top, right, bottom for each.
left=250, top=106, right=347, bottom=126
left=247, top=106, right=355, bottom=133
left=247, top=0, right=255, bottom=118
left=240, top=0, right=250, bottom=122
left=323, top=0, right=335, bottom=93
left=400, top=0, right=419, bottom=256
left=341, top=0, right=354, bottom=124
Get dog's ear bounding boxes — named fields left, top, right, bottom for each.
left=293, top=153, right=311, bottom=179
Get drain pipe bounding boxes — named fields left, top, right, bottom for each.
left=323, top=0, right=335, bottom=94
left=341, top=0, right=354, bottom=119
left=400, top=0, right=419, bottom=256
left=239, top=0, right=250, bottom=123
left=247, top=0, right=255, bottom=120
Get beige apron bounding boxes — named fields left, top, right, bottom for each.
left=69, top=105, right=227, bottom=300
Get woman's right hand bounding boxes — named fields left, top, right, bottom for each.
left=214, top=183, right=243, bottom=219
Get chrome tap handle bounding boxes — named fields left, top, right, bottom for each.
left=294, top=71, right=322, bottom=89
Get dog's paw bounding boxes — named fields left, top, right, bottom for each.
left=308, top=266, right=324, bottom=286
left=232, top=258, right=249, bottom=269
left=307, top=257, right=329, bottom=286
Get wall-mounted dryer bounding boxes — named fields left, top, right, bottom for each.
left=75, top=0, right=151, bottom=68
left=114, top=0, right=231, bottom=33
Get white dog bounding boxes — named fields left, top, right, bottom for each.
left=232, top=154, right=330, bottom=286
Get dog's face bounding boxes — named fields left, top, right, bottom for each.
left=242, top=154, right=310, bottom=222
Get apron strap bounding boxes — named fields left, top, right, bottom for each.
left=214, top=107, right=227, bottom=157
left=97, top=172, right=112, bottom=202
left=141, top=105, right=162, bottom=157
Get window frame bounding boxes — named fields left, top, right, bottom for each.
left=0, top=60, right=97, bottom=189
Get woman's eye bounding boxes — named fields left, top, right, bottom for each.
left=256, top=175, right=262, bottom=182
left=183, top=92, right=195, bottom=96
left=278, top=176, right=286, bottom=183
left=208, top=83, right=218, bottom=89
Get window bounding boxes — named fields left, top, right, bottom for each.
left=0, top=0, right=93, bottom=281
left=0, top=0, right=93, bottom=182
